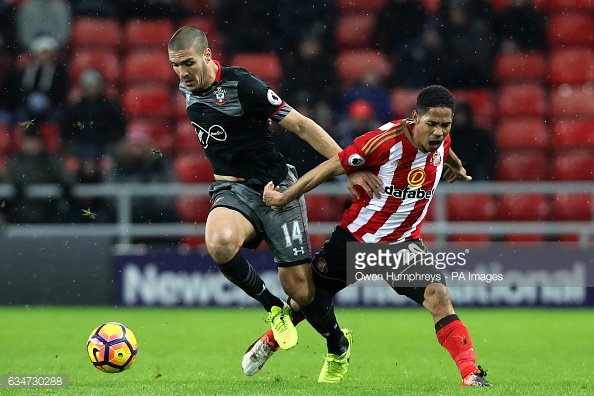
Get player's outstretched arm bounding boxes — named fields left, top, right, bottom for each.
left=444, top=149, right=472, bottom=183
left=278, top=109, right=342, bottom=160
left=263, top=156, right=345, bottom=210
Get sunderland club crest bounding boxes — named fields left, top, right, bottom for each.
left=430, top=151, right=442, bottom=167
left=214, top=87, right=227, bottom=105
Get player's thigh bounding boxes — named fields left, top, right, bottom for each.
left=205, top=206, right=257, bottom=248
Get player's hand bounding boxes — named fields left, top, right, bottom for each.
left=262, top=181, right=285, bottom=211
left=347, top=170, right=383, bottom=200
left=443, top=164, right=472, bottom=183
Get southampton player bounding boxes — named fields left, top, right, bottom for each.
left=243, top=85, right=492, bottom=386
left=168, top=26, right=357, bottom=382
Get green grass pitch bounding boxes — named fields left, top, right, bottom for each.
left=0, top=307, right=592, bottom=395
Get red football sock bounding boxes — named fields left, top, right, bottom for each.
left=435, top=314, right=478, bottom=378
left=266, top=311, right=305, bottom=346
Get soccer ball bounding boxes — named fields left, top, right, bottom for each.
left=87, top=322, right=138, bottom=373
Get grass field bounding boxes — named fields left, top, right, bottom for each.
left=0, top=307, right=593, bottom=395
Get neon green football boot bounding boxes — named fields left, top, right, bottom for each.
left=265, top=303, right=297, bottom=350
left=318, top=328, right=353, bottom=383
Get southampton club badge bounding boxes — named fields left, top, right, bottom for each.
left=430, top=151, right=442, bottom=167
left=214, top=87, right=227, bottom=105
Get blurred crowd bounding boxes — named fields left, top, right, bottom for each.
left=0, top=0, right=552, bottom=227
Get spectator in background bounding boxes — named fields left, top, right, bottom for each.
left=4, top=35, right=69, bottom=123
left=440, top=0, right=495, bottom=88
left=394, top=20, right=449, bottom=88
left=280, top=30, right=339, bottom=132
left=336, top=68, right=393, bottom=123
left=278, top=0, right=336, bottom=53
left=105, top=126, right=179, bottom=225
left=450, top=102, right=496, bottom=181
left=61, top=68, right=126, bottom=161
left=3, top=125, right=73, bottom=223
left=373, top=0, right=427, bottom=59
left=215, top=0, right=284, bottom=54
left=16, top=0, right=71, bottom=51
left=65, top=157, right=114, bottom=223
left=493, top=0, right=547, bottom=53
left=334, top=99, right=378, bottom=149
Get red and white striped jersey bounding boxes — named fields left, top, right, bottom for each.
left=338, top=119, right=451, bottom=243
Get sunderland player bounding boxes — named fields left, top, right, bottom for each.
left=243, top=85, right=492, bottom=386
left=168, top=27, right=355, bottom=381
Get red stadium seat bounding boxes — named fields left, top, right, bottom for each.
left=552, top=149, right=594, bottom=181
left=178, top=0, right=215, bottom=14
left=494, top=52, right=546, bottom=84
left=229, top=52, right=282, bottom=90
left=179, top=16, right=217, bottom=35
left=122, top=84, right=172, bottom=119
left=310, top=234, right=330, bottom=250
left=305, top=194, right=349, bottom=223
left=124, top=19, right=175, bottom=49
left=452, top=89, right=496, bottom=129
left=551, top=192, right=593, bottom=221
left=70, top=18, right=121, bottom=49
left=551, top=85, right=594, bottom=119
left=497, top=193, right=550, bottom=221
left=496, top=150, right=549, bottom=181
left=549, top=0, right=594, bottom=12
left=127, top=118, right=173, bottom=154
left=497, top=84, right=547, bottom=118
left=337, top=0, right=386, bottom=14
left=336, top=14, right=376, bottom=50
left=390, top=88, right=418, bottom=119
left=418, top=0, right=440, bottom=14
left=549, top=48, right=594, bottom=86
left=123, top=50, right=177, bottom=85
left=446, top=193, right=497, bottom=221
left=69, top=49, right=120, bottom=86
left=0, top=123, right=10, bottom=154
left=173, top=154, right=214, bottom=183
left=496, top=117, right=549, bottom=150
left=38, top=122, right=62, bottom=153
left=174, top=122, right=204, bottom=155
left=337, top=50, right=392, bottom=86
left=547, top=14, right=594, bottom=47
left=175, top=195, right=212, bottom=223
left=552, top=120, right=594, bottom=149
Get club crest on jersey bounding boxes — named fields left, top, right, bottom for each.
left=430, top=152, right=442, bottom=167
left=213, top=87, right=227, bottom=105
left=267, top=89, right=282, bottom=106
left=315, top=256, right=328, bottom=273
left=348, top=154, right=366, bottom=167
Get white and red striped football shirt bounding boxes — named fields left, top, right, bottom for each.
left=338, top=119, right=451, bottom=243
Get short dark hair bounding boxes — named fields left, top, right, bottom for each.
left=416, top=85, right=455, bottom=116
left=168, top=26, right=208, bottom=52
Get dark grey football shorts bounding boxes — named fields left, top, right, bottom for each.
left=208, top=165, right=312, bottom=267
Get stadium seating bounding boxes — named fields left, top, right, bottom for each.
left=552, top=149, right=594, bottom=180
left=549, top=0, right=594, bottom=12
left=446, top=193, right=497, bottom=221
left=336, top=0, right=386, bottom=14
left=124, top=19, right=175, bottom=49
left=449, top=234, right=492, bottom=243
left=229, top=52, right=282, bottom=90
left=69, top=48, right=120, bottom=86
left=336, top=50, right=392, bottom=86
left=336, top=14, right=376, bottom=50
left=451, top=89, right=496, bottom=129
left=491, top=0, right=547, bottom=12
left=390, top=88, right=418, bottom=119
left=551, top=85, right=594, bottom=119
left=552, top=120, right=594, bottom=149
left=122, top=84, right=172, bottom=119
left=547, top=13, right=594, bottom=47
left=305, top=194, right=349, bottom=223
left=497, top=84, right=547, bottom=118
left=503, top=234, right=545, bottom=243
left=123, top=50, right=178, bottom=85
left=496, top=150, right=549, bottom=181
left=179, top=16, right=217, bottom=35
left=70, top=18, right=121, bottom=49
left=551, top=192, right=593, bottom=221
left=173, top=154, right=214, bottom=183
left=127, top=118, right=174, bottom=154
left=497, top=193, right=550, bottom=221
left=178, top=0, right=215, bottom=15
left=175, top=195, right=212, bottom=223
left=496, top=117, right=549, bottom=150
left=38, top=122, right=62, bottom=153
left=494, top=52, right=547, bottom=84
left=549, top=48, right=594, bottom=85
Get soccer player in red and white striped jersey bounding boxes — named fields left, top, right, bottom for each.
left=242, top=85, right=492, bottom=386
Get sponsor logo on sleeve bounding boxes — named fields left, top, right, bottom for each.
left=348, top=154, right=366, bottom=167
left=267, top=89, right=282, bottom=106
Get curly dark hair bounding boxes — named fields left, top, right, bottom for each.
left=416, top=85, right=456, bottom=116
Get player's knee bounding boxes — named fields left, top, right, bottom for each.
left=423, top=283, right=452, bottom=310
left=205, top=229, right=241, bottom=263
